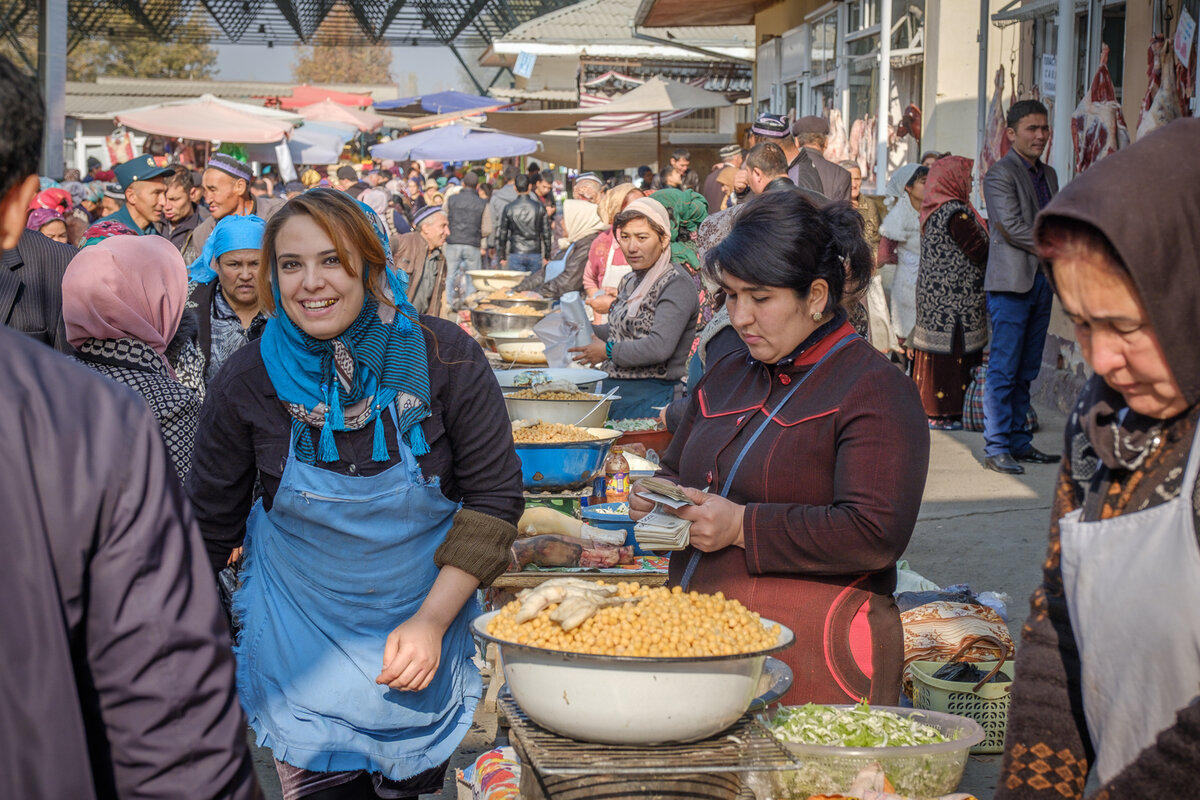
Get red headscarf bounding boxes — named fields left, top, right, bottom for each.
left=919, top=155, right=985, bottom=232
left=28, top=187, right=72, bottom=214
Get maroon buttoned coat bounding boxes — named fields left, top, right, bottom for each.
left=662, top=322, right=929, bottom=704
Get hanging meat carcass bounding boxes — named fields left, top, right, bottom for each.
left=848, top=117, right=866, bottom=171
left=1137, top=38, right=1183, bottom=140
left=979, top=67, right=1010, bottom=181
left=824, top=108, right=850, bottom=162
left=1072, top=44, right=1130, bottom=173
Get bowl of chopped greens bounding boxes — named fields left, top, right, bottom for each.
left=764, top=701, right=985, bottom=798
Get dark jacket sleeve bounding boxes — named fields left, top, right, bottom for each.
left=540, top=233, right=597, bottom=298
left=431, top=324, right=523, bottom=585
left=187, top=364, right=260, bottom=573
left=982, top=158, right=1037, bottom=255
left=497, top=206, right=511, bottom=261
left=741, top=362, right=930, bottom=576
left=89, top=385, right=259, bottom=799
left=610, top=273, right=698, bottom=368
left=948, top=210, right=990, bottom=266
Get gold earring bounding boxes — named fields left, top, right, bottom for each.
left=812, top=311, right=823, bottom=322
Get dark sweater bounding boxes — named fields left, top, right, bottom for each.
left=187, top=316, right=522, bottom=584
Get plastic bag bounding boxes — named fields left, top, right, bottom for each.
left=931, top=660, right=1011, bottom=685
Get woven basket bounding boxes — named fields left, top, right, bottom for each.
left=910, top=635, right=1012, bottom=754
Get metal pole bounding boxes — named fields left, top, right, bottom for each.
left=38, top=0, right=66, bottom=177
left=976, top=0, right=991, bottom=206
left=656, top=112, right=662, bottom=171
left=876, top=0, right=893, bottom=194
left=1051, top=0, right=1077, bottom=178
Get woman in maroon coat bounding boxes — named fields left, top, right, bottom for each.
left=632, top=191, right=930, bottom=705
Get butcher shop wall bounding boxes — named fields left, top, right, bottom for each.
left=987, top=0, right=1199, bottom=411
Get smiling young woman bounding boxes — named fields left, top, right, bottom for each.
left=187, top=188, right=522, bottom=800
left=630, top=190, right=929, bottom=706
left=997, top=119, right=1200, bottom=800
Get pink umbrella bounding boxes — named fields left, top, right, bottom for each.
left=296, top=99, right=384, bottom=133
left=114, top=95, right=296, bottom=143
left=277, top=84, right=375, bottom=110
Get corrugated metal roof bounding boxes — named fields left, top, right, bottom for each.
left=66, top=78, right=402, bottom=120
left=489, top=87, right=579, bottom=101
left=499, top=0, right=754, bottom=51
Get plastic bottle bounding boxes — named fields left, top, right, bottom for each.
left=604, top=447, right=630, bottom=504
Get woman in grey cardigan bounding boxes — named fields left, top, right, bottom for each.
left=570, top=196, right=699, bottom=419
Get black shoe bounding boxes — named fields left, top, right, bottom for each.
left=984, top=454, right=1025, bottom=475
left=1012, top=446, right=1061, bottom=464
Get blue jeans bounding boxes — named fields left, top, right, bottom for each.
left=443, top=243, right=481, bottom=309
left=983, top=273, right=1054, bottom=457
left=507, top=252, right=542, bottom=272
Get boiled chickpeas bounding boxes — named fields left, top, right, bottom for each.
left=486, top=582, right=782, bottom=658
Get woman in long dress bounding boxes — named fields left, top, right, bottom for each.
left=877, top=164, right=927, bottom=353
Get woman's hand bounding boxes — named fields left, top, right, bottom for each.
left=569, top=335, right=607, bottom=365
left=376, top=614, right=445, bottom=692
left=586, top=288, right=618, bottom=314
left=628, top=479, right=656, bottom=520
left=672, top=487, right=746, bottom=552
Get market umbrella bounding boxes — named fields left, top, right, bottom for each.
left=374, top=90, right=505, bottom=114
left=296, top=99, right=384, bottom=133
left=370, top=123, right=539, bottom=161
left=483, top=77, right=730, bottom=136
left=113, top=94, right=298, bottom=143
left=278, top=84, right=374, bottom=110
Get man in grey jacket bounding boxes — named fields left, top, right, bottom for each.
left=980, top=99, right=1060, bottom=474
left=193, top=153, right=285, bottom=252
left=0, top=55, right=259, bottom=800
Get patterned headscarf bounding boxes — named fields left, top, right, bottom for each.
left=26, top=207, right=64, bottom=232
left=257, top=189, right=431, bottom=465
left=920, top=156, right=984, bottom=232
left=650, top=187, right=709, bottom=273
left=82, top=220, right=138, bottom=247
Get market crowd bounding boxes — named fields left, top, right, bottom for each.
left=4, top=48, right=1200, bottom=800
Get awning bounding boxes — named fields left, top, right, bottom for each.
left=484, top=76, right=730, bottom=136
left=370, top=123, right=539, bottom=161
left=296, top=99, right=384, bottom=133
left=634, top=0, right=776, bottom=27
left=991, top=0, right=1087, bottom=26
left=242, top=130, right=345, bottom=165
left=113, top=94, right=296, bottom=143
left=277, top=84, right=374, bottom=110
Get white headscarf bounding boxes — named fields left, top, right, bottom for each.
left=563, top=199, right=607, bottom=244
left=884, top=163, right=920, bottom=209
left=619, top=196, right=674, bottom=315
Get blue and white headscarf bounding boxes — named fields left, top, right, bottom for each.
left=187, top=214, right=266, bottom=283
left=258, top=190, right=431, bottom=465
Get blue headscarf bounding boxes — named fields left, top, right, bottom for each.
left=258, top=190, right=431, bottom=465
left=187, top=214, right=266, bottom=283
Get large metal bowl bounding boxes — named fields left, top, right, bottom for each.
left=471, top=308, right=545, bottom=338
left=494, top=338, right=548, bottom=365
left=483, top=295, right=554, bottom=311
left=514, top=426, right=621, bottom=491
left=504, top=394, right=616, bottom=427
left=468, top=269, right=525, bottom=292
left=473, top=610, right=795, bottom=744
left=494, top=367, right=608, bottom=393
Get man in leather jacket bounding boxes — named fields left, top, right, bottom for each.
left=497, top=173, right=550, bottom=271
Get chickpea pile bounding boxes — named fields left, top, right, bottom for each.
left=507, top=389, right=600, bottom=401
left=487, top=583, right=782, bottom=658
left=511, top=421, right=599, bottom=443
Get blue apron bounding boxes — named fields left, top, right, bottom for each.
left=234, top=408, right=481, bottom=780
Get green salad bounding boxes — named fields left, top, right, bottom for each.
left=769, top=700, right=949, bottom=748
left=763, top=702, right=967, bottom=798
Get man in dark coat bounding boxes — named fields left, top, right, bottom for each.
left=747, top=112, right=824, bottom=196
left=1, top=227, right=74, bottom=353
left=0, top=54, right=260, bottom=800
left=792, top=115, right=853, bottom=203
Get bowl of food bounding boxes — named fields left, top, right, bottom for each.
left=468, top=269, right=525, bottom=292
left=495, top=368, right=608, bottom=394
left=473, top=581, right=795, bottom=745
left=610, top=418, right=674, bottom=458
left=512, top=423, right=622, bottom=491
left=491, top=335, right=548, bottom=366
left=764, top=702, right=985, bottom=798
left=471, top=308, right=546, bottom=338
left=504, top=388, right=615, bottom=427
left=482, top=291, right=553, bottom=312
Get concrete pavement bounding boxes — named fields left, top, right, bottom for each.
left=250, top=403, right=1069, bottom=800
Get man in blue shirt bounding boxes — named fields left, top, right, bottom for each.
left=95, top=154, right=171, bottom=235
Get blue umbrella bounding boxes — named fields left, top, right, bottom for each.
left=374, top=90, right=502, bottom=113
left=370, top=124, right=538, bottom=161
